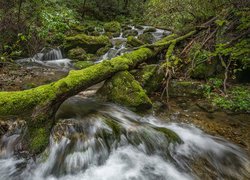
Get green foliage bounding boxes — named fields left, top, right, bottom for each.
left=212, top=86, right=250, bottom=111
left=38, top=5, right=79, bottom=41
left=208, top=78, right=223, bottom=89
left=236, top=8, right=250, bottom=31
left=144, top=0, right=230, bottom=30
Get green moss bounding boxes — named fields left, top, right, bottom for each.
left=103, top=21, right=121, bottom=33
left=74, top=61, right=94, bottom=69
left=144, top=27, right=156, bottom=33
left=138, top=32, right=155, bottom=44
left=67, top=47, right=87, bottom=60
left=98, top=71, right=152, bottom=111
left=191, top=62, right=217, bottom=79
left=154, top=127, right=182, bottom=144
left=64, top=34, right=111, bottom=53
left=103, top=117, right=122, bottom=140
left=169, top=80, right=211, bottom=97
left=96, top=45, right=111, bottom=56
left=29, top=127, right=49, bottom=154
left=127, top=36, right=144, bottom=47
left=123, top=30, right=138, bottom=38
left=135, top=64, right=164, bottom=94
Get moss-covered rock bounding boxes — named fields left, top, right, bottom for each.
left=135, top=25, right=144, bottom=30
left=96, top=46, right=111, bottom=56
left=144, top=27, right=157, bottom=33
left=138, top=33, right=155, bottom=44
left=169, top=80, right=211, bottom=98
left=74, top=61, right=94, bottom=69
left=104, top=21, right=121, bottom=33
left=64, top=34, right=111, bottom=54
left=191, top=62, right=218, bottom=79
left=67, top=47, right=87, bottom=61
left=123, top=30, right=138, bottom=38
left=98, top=71, right=152, bottom=111
left=134, top=64, right=165, bottom=94
left=153, top=127, right=182, bottom=144
left=127, top=36, right=144, bottom=47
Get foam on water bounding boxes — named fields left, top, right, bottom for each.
left=0, top=100, right=249, bottom=180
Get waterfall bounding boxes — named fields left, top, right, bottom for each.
left=41, top=48, right=63, bottom=61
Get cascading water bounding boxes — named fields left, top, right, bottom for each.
left=97, top=25, right=170, bottom=62
left=17, top=48, right=72, bottom=70
left=0, top=96, right=249, bottom=180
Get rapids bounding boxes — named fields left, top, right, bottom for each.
left=0, top=97, right=249, bottom=180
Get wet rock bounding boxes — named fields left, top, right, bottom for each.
left=144, top=27, right=157, bottom=33
left=138, top=33, right=155, bottom=44
left=0, top=121, right=9, bottom=136
left=169, top=80, right=211, bottom=98
left=122, top=26, right=132, bottom=31
left=98, top=71, right=152, bottom=111
left=127, top=36, right=144, bottom=47
left=123, top=30, right=138, bottom=38
left=135, top=25, right=144, bottom=30
left=64, top=34, right=111, bottom=54
left=56, top=97, right=103, bottom=120
left=96, top=46, right=111, bottom=56
left=112, top=32, right=121, bottom=37
left=196, top=101, right=218, bottom=113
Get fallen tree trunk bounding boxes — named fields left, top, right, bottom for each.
left=0, top=30, right=197, bottom=154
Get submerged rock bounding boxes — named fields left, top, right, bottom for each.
left=64, top=34, right=111, bottom=54
left=98, top=71, right=152, bottom=111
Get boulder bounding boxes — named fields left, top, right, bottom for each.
left=169, top=80, right=211, bottom=98
left=67, top=47, right=87, bottom=61
left=123, top=30, right=138, bottom=38
left=104, top=21, right=121, bottom=33
left=127, top=36, right=144, bottom=47
left=144, top=27, right=157, bottom=33
left=98, top=71, right=152, bottom=111
left=64, top=34, right=111, bottom=54
left=134, top=64, right=165, bottom=94
left=138, top=33, right=155, bottom=44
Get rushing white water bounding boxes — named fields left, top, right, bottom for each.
left=16, top=48, right=72, bottom=70
left=97, top=25, right=170, bottom=62
left=0, top=98, right=249, bottom=180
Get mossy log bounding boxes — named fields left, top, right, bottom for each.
left=0, top=30, right=196, bottom=154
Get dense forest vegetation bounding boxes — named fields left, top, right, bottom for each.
left=0, top=1, right=250, bottom=179
left=1, top=0, right=249, bottom=110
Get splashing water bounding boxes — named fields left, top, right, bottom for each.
left=0, top=97, right=249, bottom=180
left=16, top=48, right=72, bottom=70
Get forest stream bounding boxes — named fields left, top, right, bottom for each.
left=0, top=24, right=250, bottom=180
